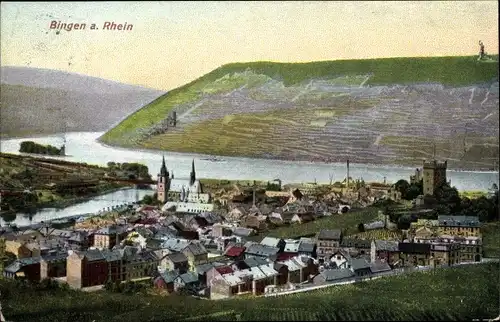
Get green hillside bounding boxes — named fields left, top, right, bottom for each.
left=100, top=56, right=498, bottom=144
left=1, top=263, right=498, bottom=321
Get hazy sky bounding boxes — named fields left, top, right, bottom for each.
left=1, top=1, right=498, bottom=91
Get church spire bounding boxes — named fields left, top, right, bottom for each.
left=190, top=159, right=196, bottom=185
left=160, top=155, right=168, bottom=177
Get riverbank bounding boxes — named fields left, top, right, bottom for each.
left=97, top=137, right=499, bottom=173
left=0, top=185, right=127, bottom=218
left=2, top=132, right=497, bottom=192
left=0, top=188, right=153, bottom=227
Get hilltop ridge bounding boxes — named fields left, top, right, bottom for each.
left=100, top=56, right=499, bottom=170
left=0, top=67, right=165, bottom=138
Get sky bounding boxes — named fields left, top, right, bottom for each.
left=1, top=1, right=498, bottom=91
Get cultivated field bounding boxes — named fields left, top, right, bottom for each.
left=247, top=207, right=381, bottom=241
left=483, top=221, right=500, bottom=258
left=101, top=56, right=499, bottom=170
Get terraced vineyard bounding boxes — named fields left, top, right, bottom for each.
left=101, top=56, right=499, bottom=170
left=348, top=229, right=403, bottom=241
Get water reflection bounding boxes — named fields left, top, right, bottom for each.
left=0, top=188, right=153, bottom=227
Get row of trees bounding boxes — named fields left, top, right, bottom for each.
left=394, top=179, right=424, bottom=201
left=387, top=179, right=499, bottom=228
left=106, top=162, right=151, bottom=179
left=19, top=141, right=63, bottom=156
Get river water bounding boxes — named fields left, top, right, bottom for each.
left=1, top=132, right=498, bottom=225
left=0, top=188, right=153, bottom=227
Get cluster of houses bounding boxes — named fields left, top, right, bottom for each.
left=1, top=206, right=483, bottom=299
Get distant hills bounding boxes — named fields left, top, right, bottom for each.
left=0, top=66, right=165, bottom=138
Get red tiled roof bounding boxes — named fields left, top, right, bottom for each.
left=216, top=266, right=234, bottom=275
left=277, top=252, right=297, bottom=261
left=225, top=246, right=246, bottom=257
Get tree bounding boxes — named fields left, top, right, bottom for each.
left=358, top=223, right=365, bottom=232
left=405, top=184, right=423, bottom=200
left=394, top=179, right=410, bottom=198
left=141, top=195, right=155, bottom=205
left=397, top=215, right=412, bottom=230
left=384, top=205, right=401, bottom=223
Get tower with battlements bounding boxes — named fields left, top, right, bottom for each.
left=422, top=160, right=447, bottom=196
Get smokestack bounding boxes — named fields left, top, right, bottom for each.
left=346, top=159, right=350, bottom=190
left=253, top=180, right=256, bottom=206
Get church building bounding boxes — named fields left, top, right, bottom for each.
left=156, top=156, right=212, bottom=209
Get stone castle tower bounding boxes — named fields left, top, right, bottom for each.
left=157, top=155, right=170, bottom=203
left=422, top=160, right=447, bottom=196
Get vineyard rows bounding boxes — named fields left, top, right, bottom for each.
left=139, top=74, right=498, bottom=168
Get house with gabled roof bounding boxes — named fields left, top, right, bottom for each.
left=232, top=257, right=269, bottom=271
left=232, top=227, right=255, bottom=238
left=182, top=241, right=208, bottom=270
left=161, top=238, right=191, bottom=253
left=206, top=265, right=234, bottom=287
left=316, top=229, right=342, bottom=261
left=66, top=246, right=159, bottom=289
left=163, top=252, right=189, bottom=274
left=313, top=268, right=354, bottom=285
left=370, top=240, right=400, bottom=266
left=297, top=238, right=316, bottom=258
left=3, top=257, right=41, bottom=281
left=291, top=212, right=315, bottom=224
left=209, top=273, right=244, bottom=300
left=398, top=242, right=431, bottom=267
left=251, top=263, right=279, bottom=295
left=329, top=250, right=352, bottom=269
left=224, top=244, right=246, bottom=260
left=369, top=259, right=392, bottom=275
left=93, top=225, right=128, bottom=250
left=241, top=215, right=267, bottom=231
left=260, top=237, right=285, bottom=251
left=174, top=271, right=200, bottom=293
left=244, top=244, right=279, bottom=260
left=340, top=238, right=371, bottom=255
left=437, top=215, right=481, bottom=237
left=153, top=269, right=178, bottom=293
left=350, top=258, right=372, bottom=278
left=278, top=255, right=317, bottom=284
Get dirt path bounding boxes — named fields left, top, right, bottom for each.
left=373, top=134, right=383, bottom=146
left=359, top=75, right=371, bottom=88
left=178, top=98, right=208, bottom=120
left=224, top=84, right=247, bottom=97
left=291, top=80, right=313, bottom=102
left=469, top=87, right=476, bottom=105
left=483, top=112, right=495, bottom=121
left=481, top=90, right=490, bottom=106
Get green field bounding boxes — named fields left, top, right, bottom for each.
left=1, top=263, right=498, bottom=321
left=483, top=222, right=500, bottom=258
left=248, top=207, right=381, bottom=241
left=100, top=56, right=499, bottom=146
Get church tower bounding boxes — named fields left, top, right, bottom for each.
left=157, top=155, right=170, bottom=203
left=190, top=159, right=196, bottom=186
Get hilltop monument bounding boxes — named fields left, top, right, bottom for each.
left=478, top=40, right=486, bottom=60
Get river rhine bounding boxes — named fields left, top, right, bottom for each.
left=1, top=132, right=498, bottom=225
